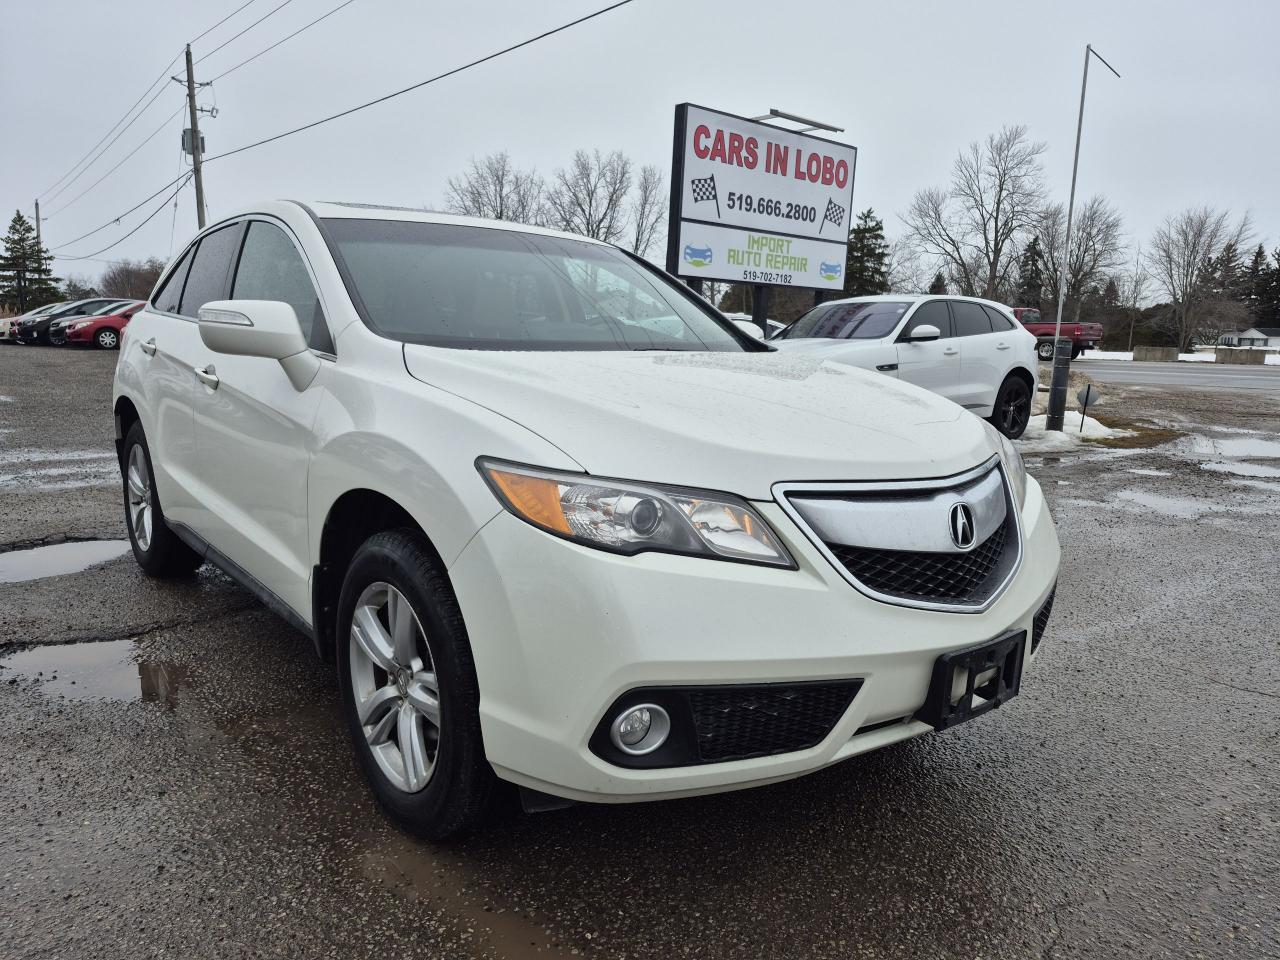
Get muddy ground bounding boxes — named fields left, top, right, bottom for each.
left=1, top=345, right=1277, bottom=959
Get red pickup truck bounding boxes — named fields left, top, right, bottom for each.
left=1011, top=308, right=1103, bottom=360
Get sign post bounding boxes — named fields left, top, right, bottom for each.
left=666, top=103, right=857, bottom=333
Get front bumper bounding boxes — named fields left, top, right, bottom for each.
left=449, top=475, right=1060, bottom=803
left=63, top=326, right=92, bottom=343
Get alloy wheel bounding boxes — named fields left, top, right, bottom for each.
left=99, top=330, right=118, bottom=349
left=126, top=445, right=154, bottom=550
left=349, top=581, right=442, bottom=793
left=1001, top=387, right=1030, bottom=436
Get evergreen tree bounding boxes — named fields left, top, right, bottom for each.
left=1014, top=236, right=1045, bottom=308
left=0, top=211, right=59, bottom=313
left=928, top=272, right=947, bottom=295
left=841, top=208, right=889, bottom=297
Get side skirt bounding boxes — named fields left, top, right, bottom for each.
left=167, top=519, right=318, bottom=647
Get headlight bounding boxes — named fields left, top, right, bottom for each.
left=70, top=321, right=88, bottom=330
left=479, top=460, right=795, bottom=568
left=996, top=433, right=1027, bottom=509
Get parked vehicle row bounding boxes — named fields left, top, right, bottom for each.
left=114, top=201, right=1061, bottom=838
left=1, top=298, right=144, bottom=348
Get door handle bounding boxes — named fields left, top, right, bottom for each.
left=194, top=365, right=219, bottom=390
left=942, top=347, right=959, bottom=356
left=996, top=342, right=1011, bottom=350
left=140, top=337, right=157, bottom=356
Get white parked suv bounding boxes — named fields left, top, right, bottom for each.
left=113, top=202, right=1060, bottom=837
left=770, top=295, right=1039, bottom=438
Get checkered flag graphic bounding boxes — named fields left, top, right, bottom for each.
left=819, top=198, right=845, bottom=234
left=690, top=174, right=720, bottom=218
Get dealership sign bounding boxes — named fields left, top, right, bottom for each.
left=665, top=103, right=857, bottom=290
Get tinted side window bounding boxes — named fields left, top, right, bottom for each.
left=232, top=222, right=329, bottom=350
left=982, top=305, right=1016, bottom=331
left=951, top=301, right=993, bottom=337
left=153, top=246, right=196, bottom=314
left=902, top=300, right=953, bottom=338
left=179, top=224, right=243, bottom=318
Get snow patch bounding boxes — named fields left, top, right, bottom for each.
left=1016, top=412, right=1132, bottom=453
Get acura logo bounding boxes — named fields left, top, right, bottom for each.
left=948, top=502, right=976, bottom=550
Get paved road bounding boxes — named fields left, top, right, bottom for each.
left=1074, top=358, right=1280, bottom=391
left=2, top=345, right=1279, bottom=959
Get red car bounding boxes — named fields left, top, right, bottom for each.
left=1011, top=307, right=1103, bottom=360
left=62, top=300, right=145, bottom=350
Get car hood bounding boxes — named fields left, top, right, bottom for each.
left=402, top=347, right=994, bottom=499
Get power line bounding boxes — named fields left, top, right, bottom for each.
left=37, top=52, right=182, bottom=199
left=195, top=0, right=297, bottom=66
left=51, top=172, right=191, bottom=250
left=205, top=0, right=637, bottom=164
left=45, top=103, right=188, bottom=219
left=52, top=0, right=638, bottom=257
left=209, top=0, right=360, bottom=83
left=58, top=175, right=194, bottom=261
left=43, top=79, right=181, bottom=209
left=190, top=0, right=261, bottom=44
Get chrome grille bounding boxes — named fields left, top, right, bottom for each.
left=777, top=458, right=1022, bottom=612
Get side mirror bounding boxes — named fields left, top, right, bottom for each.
left=904, top=324, right=941, bottom=343
left=198, top=300, right=320, bottom=391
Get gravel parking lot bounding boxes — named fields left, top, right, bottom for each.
left=2, top=345, right=1278, bottom=959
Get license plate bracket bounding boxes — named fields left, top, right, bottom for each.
left=915, top=631, right=1026, bottom=731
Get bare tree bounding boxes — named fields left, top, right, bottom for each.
left=628, top=164, right=666, bottom=257
left=1037, top=195, right=1126, bottom=321
left=885, top=238, right=931, bottom=294
left=1145, top=206, right=1251, bottom=351
left=1114, top=246, right=1150, bottom=351
left=544, top=149, right=633, bottom=243
left=903, top=125, right=1047, bottom=300
left=99, top=258, right=165, bottom=298
left=444, top=152, right=544, bottom=224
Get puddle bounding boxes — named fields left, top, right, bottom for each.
left=1114, top=489, right=1225, bottom=520
left=1201, top=461, right=1280, bottom=479
left=360, top=843, right=576, bottom=960
left=0, top=539, right=130, bottom=583
left=1181, top=435, right=1280, bottom=460
left=0, top=639, right=189, bottom=706
left=1126, top=468, right=1172, bottom=478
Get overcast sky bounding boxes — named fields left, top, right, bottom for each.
left=4, top=0, right=1277, bottom=282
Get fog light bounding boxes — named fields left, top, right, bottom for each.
left=609, top=703, right=670, bottom=755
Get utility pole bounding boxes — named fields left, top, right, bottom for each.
left=184, top=44, right=207, bottom=229
left=1045, top=43, right=1120, bottom=431
left=33, top=200, right=41, bottom=247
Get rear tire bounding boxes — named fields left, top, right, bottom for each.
left=989, top=375, right=1032, bottom=439
left=121, top=422, right=204, bottom=577
left=1070, top=345, right=1082, bottom=360
left=1036, top=340, right=1054, bottom=361
left=337, top=529, right=495, bottom=839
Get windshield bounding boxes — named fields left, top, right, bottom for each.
left=323, top=218, right=747, bottom=352
left=90, top=300, right=128, bottom=316
left=777, top=300, right=911, bottom=340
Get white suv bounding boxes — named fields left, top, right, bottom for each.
left=771, top=295, right=1039, bottom=438
left=113, top=202, right=1060, bottom=837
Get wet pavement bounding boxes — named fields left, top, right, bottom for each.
left=2, top=345, right=1278, bottom=959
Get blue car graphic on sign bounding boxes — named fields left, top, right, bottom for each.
left=683, top=244, right=713, bottom=268
left=819, top=261, right=843, bottom=281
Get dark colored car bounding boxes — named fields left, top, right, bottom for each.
left=62, top=300, right=145, bottom=349
left=1011, top=307, right=1103, bottom=360
left=16, top=298, right=129, bottom=345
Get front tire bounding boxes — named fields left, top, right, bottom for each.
left=337, top=529, right=494, bottom=839
left=989, top=375, right=1032, bottom=439
left=121, top=422, right=204, bottom=577
left=96, top=328, right=120, bottom=350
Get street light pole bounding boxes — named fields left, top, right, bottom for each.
left=1045, top=43, right=1120, bottom=431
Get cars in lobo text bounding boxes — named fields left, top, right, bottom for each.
left=770, top=295, right=1040, bottom=438
left=63, top=300, right=145, bottom=349
left=113, top=201, right=1060, bottom=837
